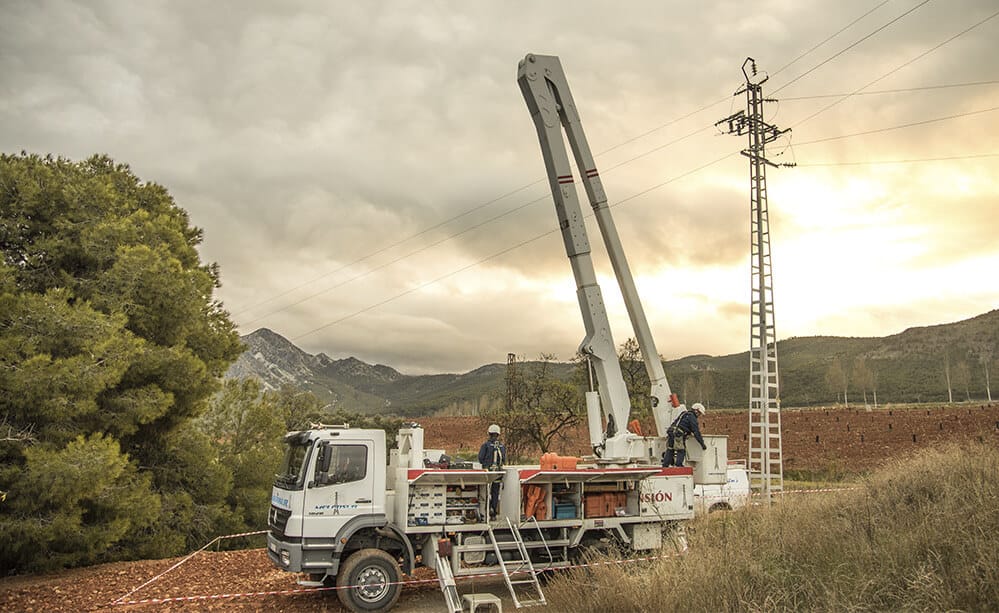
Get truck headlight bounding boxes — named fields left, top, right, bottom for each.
left=280, top=550, right=291, bottom=566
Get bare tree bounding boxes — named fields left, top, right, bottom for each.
left=698, top=370, right=716, bottom=408
left=980, top=348, right=995, bottom=403
left=952, top=361, right=972, bottom=402
left=944, top=354, right=953, bottom=404
left=617, top=338, right=650, bottom=418
left=825, top=358, right=848, bottom=406
left=872, top=370, right=880, bottom=409
left=493, top=353, right=584, bottom=458
left=852, top=357, right=874, bottom=408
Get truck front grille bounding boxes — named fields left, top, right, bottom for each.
left=269, top=505, right=291, bottom=537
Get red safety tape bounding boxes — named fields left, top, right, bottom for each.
left=750, top=487, right=859, bottom=497
left=108, top=489, right=855, bottom=607
left=106, top=548, right=685, bottom=607
left=108, top=530, right=268, bottom=606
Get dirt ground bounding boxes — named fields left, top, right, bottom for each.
left=2, top=403, right=997, bottom=612
left=0, top=547, right=513, bottom=612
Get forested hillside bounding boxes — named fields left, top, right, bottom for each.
left=230, top=310, right=999, bottom=415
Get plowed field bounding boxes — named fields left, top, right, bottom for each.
left=422, top=403, right=999, bottom=472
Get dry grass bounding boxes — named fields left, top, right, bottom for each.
left=544, top=442, right=999, bottom=612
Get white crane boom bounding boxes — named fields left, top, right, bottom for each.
left=517, top=54, right=681, bottom=457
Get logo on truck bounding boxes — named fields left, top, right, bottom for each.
left=640, top=491, right=673, bottom=503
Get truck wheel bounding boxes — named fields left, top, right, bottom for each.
left=336, top=548, right=402, bottom=612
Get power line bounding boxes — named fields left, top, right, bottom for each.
left=770, top=0, right=892, bottom=77
left=270, top=96, right=993, bottom=335
left=242, top=122, right=719, bottom=327
left=235, top=103, right=732, bottom=322
left=781, top=79, right=999, bottom=100
left=789, top=8, right=999, bottom=129
left=795, top=105, right=999, bottom=146
left=796, top=152, right=999, bottom=167
left=247, top=5, right=988, bottom=334
left=283, top=88, right=995, bottom=338
left=230, top=179, right=542, bottom=317
left=291, top=150, right=741, bottom=341
left=772, top=0, right=933, bottom=95
left=233, top=4, right=902, bottom=323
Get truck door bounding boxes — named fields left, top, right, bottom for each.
left=301, top=439, right=376, bottom=539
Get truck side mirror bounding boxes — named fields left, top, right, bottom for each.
left=315, top=441, right=333, bottom=485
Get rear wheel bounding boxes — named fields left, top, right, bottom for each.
left=336, top=548, right=402, bottom=612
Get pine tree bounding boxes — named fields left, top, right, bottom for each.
left=0, top=153, right=243, bottom=572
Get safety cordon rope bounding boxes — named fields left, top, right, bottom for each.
left=105, top=549, right=685, bottom=607
left=752, top=486, right=859, bottom=497
left=105, top=487, right=855, bottom=607
left=107, top=529, right=267, bottom=606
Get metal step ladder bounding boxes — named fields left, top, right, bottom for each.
left=434, top=542, right=462, bottom=613
left=488, top=519, right=546, bottom=608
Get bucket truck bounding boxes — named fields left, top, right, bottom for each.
left=518, top=52, right=685, bottom=462
left=265, top=54, right=728, bottom=613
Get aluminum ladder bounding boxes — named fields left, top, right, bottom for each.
left=434, top=543, right=462, bottom=613
left=488, top=518, right=546, bottom=608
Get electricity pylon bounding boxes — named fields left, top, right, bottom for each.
left=716, top=58, right=793, bottom=501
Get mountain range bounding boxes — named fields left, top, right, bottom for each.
left=225, top=309, right=999, bottom=414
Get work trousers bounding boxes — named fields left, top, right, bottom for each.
left=662, top=433, right=688, bottom=467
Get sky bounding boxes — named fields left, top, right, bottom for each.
left=2, top=0, right=997, bottom=374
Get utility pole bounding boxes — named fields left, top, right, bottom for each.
left=505, top=352, right=518, bottom=413
left=716, top=58, right=793, bottom=502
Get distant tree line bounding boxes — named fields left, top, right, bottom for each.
left=490, top=333, right=998, bottom=458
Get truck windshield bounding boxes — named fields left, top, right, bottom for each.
left=275, top=432, right=312, bottom=490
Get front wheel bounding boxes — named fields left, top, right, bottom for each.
left=336, top=548, right=402, bottom=612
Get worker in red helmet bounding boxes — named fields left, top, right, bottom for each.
left=662, top=403, right=707, bottom=467
left=478, top=424, right=506, bottom=520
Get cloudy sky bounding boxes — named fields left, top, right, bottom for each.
left=3, top=0, right=997, bottom=374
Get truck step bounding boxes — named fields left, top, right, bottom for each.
left=296, top=579, right=325, bottom=588
left=516, top=598, right=547, bottom=607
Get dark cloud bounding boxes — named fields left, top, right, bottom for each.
left=3, top=0, right=997, bottom=372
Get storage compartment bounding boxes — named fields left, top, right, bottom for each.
left=444, top=484, right=483, bottom=525
left=409, top=484, right=447, bottom=525
left=583, top=491, right=627, bottom=518
left=522, top=484, right=548, bottom=520
left=551, top=482, right=580, bottom=519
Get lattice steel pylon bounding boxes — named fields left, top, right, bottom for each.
left=716, top=58, right=793, bottom=501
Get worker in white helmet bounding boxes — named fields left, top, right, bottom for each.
left=662, top=403, right=707, bottom=467
left=478, top=424, right=506, bottom=520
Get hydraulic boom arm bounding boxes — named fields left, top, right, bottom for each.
left=517, top=54, right=681, bottom=453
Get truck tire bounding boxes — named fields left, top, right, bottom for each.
left=336, top=548, right=402, bottom=612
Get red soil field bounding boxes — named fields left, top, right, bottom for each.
left=421, top=403, right=999, bottom=473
